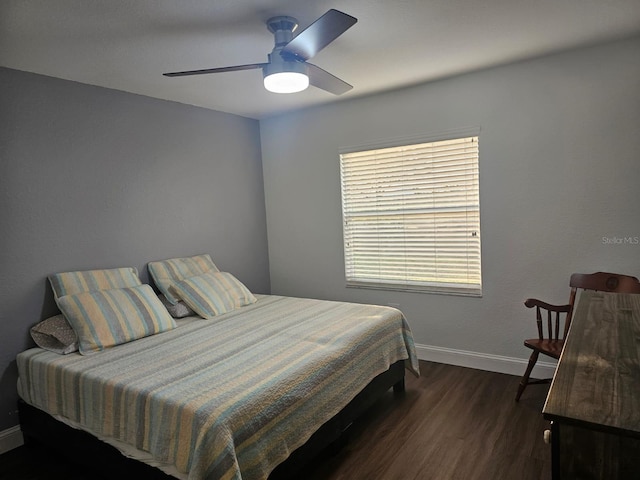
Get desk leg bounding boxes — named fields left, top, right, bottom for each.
left=550, top=421, right=560, bottom=480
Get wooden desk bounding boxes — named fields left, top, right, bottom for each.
left=543, top=291, right=640, bottom=479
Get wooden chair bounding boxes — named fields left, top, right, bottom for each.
left=515, top=271, right=640, bottom=402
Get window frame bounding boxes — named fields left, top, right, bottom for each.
left=339, top=127, right=482, bottom=297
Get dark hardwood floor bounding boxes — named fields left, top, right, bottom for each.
left=0, top=361, right=551, bottom=480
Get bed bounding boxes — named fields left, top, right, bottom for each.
left=17, top=292, right=420, bottom=479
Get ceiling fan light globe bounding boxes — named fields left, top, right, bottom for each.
left=263, top=71, right=309, bottom=94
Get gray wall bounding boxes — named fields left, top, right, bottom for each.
left=2, top=35, right=639, bottom=433
left=0, top=68, right=270, bottom=431
left=260, top=37, right=640, bottom=364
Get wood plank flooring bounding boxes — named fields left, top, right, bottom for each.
left=0, top=361, right=551, bottom=480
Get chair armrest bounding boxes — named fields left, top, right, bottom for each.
left=524, top=298, right=572, bottom=312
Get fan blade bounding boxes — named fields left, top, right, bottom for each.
left=307, top=63, right=352, bottom=95
left=163, top=63, right=266, bottom=77
left=282, top=9, right=357, bottom=61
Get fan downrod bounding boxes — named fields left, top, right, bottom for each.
left=266, top=16, right=299, bottom=48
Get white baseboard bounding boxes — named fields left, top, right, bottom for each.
left=415, top=343, right=557, bottom=379
left=0, top=425, right=24, bottom=455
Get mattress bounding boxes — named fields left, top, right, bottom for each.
left=17, top=295, right=419, bottom=480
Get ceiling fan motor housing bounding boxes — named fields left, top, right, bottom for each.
left=263, top=53, right=308, bottom=77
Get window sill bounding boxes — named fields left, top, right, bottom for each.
left=346, top=281, right=482, bottom=297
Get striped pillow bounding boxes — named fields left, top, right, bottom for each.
left=57, top=284, right=176, bottom=355
left=148, top=254, right=219, bottom=305
left=171, top=272, right=256, bottom=319
left=49, top=267, right=141, bottom=302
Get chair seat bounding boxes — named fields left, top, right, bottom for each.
left=523, top=338, right=564, bottom=359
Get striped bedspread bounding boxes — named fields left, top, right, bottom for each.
left=17, top=295, right=420, bottom=480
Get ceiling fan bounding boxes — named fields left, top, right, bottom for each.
left=163, top=9, right=357, bottom=95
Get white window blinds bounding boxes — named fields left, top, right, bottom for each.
left=340, top=135, right=481, bottom=296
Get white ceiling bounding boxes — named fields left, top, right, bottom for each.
left=2, top=0, right=640, bottom=119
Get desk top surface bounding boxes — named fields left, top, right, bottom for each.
left=543, top=290, right=640, bottom=436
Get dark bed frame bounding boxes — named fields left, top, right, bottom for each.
left=18, top=360, right=406, bottom=479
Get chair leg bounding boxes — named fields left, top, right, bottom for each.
left=515, top=350, right=539, bottom=402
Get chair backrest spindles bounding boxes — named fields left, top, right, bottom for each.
left=536, top=306, right=543, bottom=340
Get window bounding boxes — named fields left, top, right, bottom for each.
left=339, top=134, right=481, bottom=296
